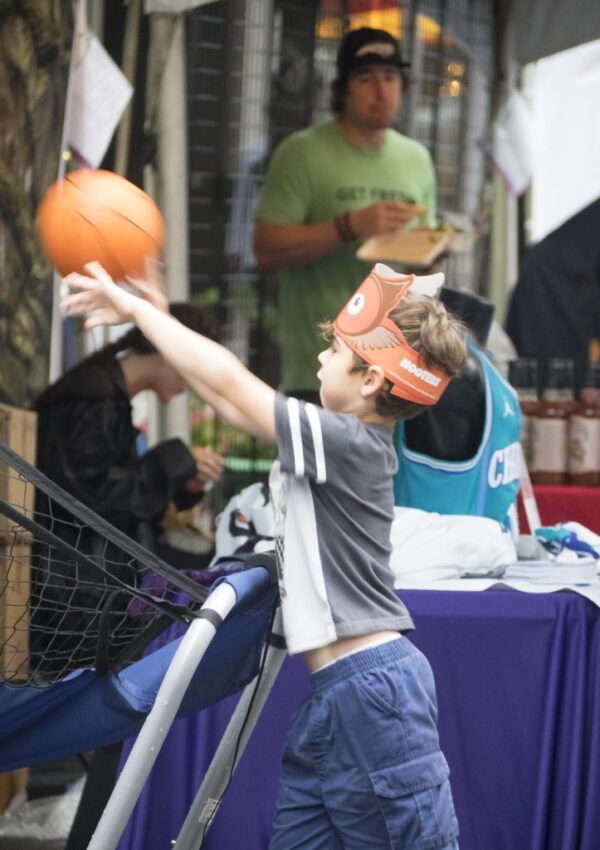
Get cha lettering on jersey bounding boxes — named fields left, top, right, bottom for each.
left=487, top=442, right=520, bottom=489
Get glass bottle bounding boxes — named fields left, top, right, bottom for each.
left=568, top=361, right=600, bottom=486
left=588, top=339, right=600, bottom=362
left=530, top=358, right=575, bottom=485
left=508, top=358, right=539, bottom=470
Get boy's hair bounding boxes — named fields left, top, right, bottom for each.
left=322, top=293, right=467, bottom=420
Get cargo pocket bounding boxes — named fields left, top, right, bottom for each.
left=369, top=751, right=459, bottom=850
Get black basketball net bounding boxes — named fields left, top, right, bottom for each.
left=0, top=440, right=209, bottom=687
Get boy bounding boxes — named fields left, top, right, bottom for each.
left=62, top=260, right=466, bottom=850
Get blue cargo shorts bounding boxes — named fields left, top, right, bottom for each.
left=269, top=636, right=459, bottom=850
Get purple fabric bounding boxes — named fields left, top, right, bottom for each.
left=127, top=566, right=241, bottom=618
left=117, top=589, right=600, bottom=850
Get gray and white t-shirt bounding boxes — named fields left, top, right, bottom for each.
left=270, top=393, right=414, bottom=655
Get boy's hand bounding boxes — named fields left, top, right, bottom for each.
left=61, top=261, right=137, bottom=328
left=125, top=256, right=169, bottom=314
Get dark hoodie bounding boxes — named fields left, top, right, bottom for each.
left=35, top=356, right=198, bottom=542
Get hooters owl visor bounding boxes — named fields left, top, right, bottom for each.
left=333, top=263, right=450, bottom=405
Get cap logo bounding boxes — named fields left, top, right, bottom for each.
left=355, top=42, right=396, bottom=59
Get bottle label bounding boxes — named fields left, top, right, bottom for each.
left=544, top=390, right=573, bottom=401
left=581, top=389, right=600, bottom=405
left=569, top=416, right=600, bottom=474
left=530, top=418, right=568, bottom=473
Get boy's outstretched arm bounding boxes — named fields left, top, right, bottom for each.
left=62, top=263, right=277, bottom=443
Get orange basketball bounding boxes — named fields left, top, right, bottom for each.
left=36, top=169, right=165, bottom=281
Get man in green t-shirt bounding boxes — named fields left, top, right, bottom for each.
left=254, top=27, right=437, bottom=401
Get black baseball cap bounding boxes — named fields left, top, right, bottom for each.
left=336, top=28, right=410, bottom=81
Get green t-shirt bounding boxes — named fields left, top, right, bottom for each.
left=255, top=121, right=437, bottom=392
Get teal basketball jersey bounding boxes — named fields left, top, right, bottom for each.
left=394, top=344, right=522, bottom=525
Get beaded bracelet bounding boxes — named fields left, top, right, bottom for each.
left=334, top=211, right=357, bottom=243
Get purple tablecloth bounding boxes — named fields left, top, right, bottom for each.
left=117, top=588, right=600, bottom=850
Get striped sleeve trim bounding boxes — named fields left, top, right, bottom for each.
left=305, top=403, right=327, bottom=483
left=287, top=397, right=304, bottom=477
left=280, top=395, right=329, bottom=482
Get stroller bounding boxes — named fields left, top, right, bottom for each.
left=0, top=440, right=285, bottom=849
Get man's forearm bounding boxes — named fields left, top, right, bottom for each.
left=254, top=219, right=343, bottom=272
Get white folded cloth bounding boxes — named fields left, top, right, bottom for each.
left=390, top=507, right=516, bottom=582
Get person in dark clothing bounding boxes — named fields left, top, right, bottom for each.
left=34, top=302, right=224, bottom=549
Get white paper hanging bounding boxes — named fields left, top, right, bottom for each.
left=66, top=33, right=133, bottom=168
